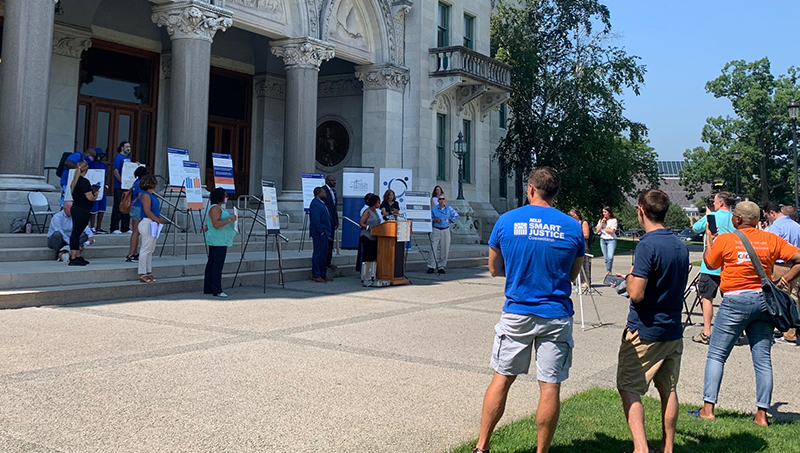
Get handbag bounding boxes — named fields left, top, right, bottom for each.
left=734, top=230, right=800, bottom=331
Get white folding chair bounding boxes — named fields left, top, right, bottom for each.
left=27, top=191, right=53, bottom=233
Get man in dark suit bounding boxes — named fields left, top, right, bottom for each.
left=323, top=174, right=339, bottom=270
left=309, top=186, right=333, bottom=283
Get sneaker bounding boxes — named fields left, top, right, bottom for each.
left=438, top=268, right=446, bottom=274
left=776, top=337, right=798, bottom=346
left=125, top=230, right=133, bottom=234
left=214, top=292, right=229, bottom=298
left=126, top=255, right=139, bottom=263
left=68, top=258, right=87, bottom=266
left=472, top=448, right=489, bottom=453
left=427, top=268, right=435, bottom=274
left=692, top=333, right=710, bottom=345
left=112, top=230, right=123, bottom=234
left=77, top=256, right=90, bottom=265
left=133, top=254, right=139, bottom=260
left=91, top=228, right=97, bottom=233
left=95, top=228, right=108, bottom=234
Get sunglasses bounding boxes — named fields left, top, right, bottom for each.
left=438, top=197, right=446, bottom=200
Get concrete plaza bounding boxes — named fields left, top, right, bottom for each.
left=1, top=257, right=798, bottom=452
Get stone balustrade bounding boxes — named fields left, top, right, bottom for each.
left=429, top=46, right=511, bottom=90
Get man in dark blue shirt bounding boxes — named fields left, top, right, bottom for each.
left=472, top=167, right=584, bottom=453
left=616, top=189, right=689, bottom=453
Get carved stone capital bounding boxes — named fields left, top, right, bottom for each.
left=270, top=37, right=335, bottom=71
left=52, top=23, right=92, bottom=59
left=254, top=75, right=286, bottom=99
left=355, top=64, right=409, bottom=92
left=151, top=1, right=233, bottom=43
left=392, top=0, right=412, bottom=18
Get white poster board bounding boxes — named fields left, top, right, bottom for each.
left=85, top=169, right=106, bottom=201
left=168, top=147, right=190, bottom=189
left=404, top=191, right=432, bottom=233
left=342, top=168, right=374, bottom=197
left=121, top=161, right=145, bottom=190
left=182, top=161, right=204, bottom=210
left=262, top=180, right=280, bottom=233
left=212, top=153, right=236, bottom=193
left=64, top=169, right=77, bottom=202
left=379, top=168, right=413, bottom=215
left=302, top=173, right=325, bottom=212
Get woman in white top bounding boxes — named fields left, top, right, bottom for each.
left=595, top=206, right=618, bottom=275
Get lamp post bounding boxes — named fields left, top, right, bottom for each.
left=790, top=100, right=799, bottom=220
left=453, top=131, right=466, bottom=200
left=733, top=149, right=740, bottom=198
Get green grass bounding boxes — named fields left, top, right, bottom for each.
left=589, top=239, right=636, bottom=258
left=691, top=260, right=703, bottom=267
left=448, top=387, right=800, bottom=453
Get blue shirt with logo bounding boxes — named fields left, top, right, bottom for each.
left=693, top=210, right=734, bottom=276
left=112, top=153, right=130, bottom=189
left=488, top=205, right=584, bottom=318
left=627, top=228, right=689, bottom=342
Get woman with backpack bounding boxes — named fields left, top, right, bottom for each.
left=126, top=166, right=149, bottom=263
left=570, top=208, right=592, bottom=287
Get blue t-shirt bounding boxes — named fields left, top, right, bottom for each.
left=693, top=210, right=734, bottom=276
left=60, top=152, right=84, bottom=186
left=488, top=205, right=585, bottom=318
left=112, top=153, right=130, bottom=189
left=627, top=228, right=690, bottom=342
left=131, top=179, right=143, bottom=209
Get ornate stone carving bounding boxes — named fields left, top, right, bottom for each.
left=327, top=0, right=368, bottom=52
left=270, top=37, right=335, bottom=70
left=161, top=54, right=172, bottom=80
left=308, top=0, right=319, bottom=36
left=392, top=0, right=411, bottom=66
left=355, top=64, right=409, bottom=92
left=151, top=1, right=233, bottom=43
left=480, top=92, right=510, bottom=121
left=228, top=0, right=283, bottom=13
left=254, top=75, right=286, bottom=99
left=51, top=24, right=92, bottom=59
left=318, top=76, right=363, bottom=98
left=430, top=75, right=462, bottom=108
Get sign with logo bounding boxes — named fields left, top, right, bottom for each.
left=182, top=161, right=204, bottom=210
left=379, top=168, right=413, bottom=215
left=212, top=153, right=235, bottom=193
left=301, top=173, right=325, bottom=212
left=341, top=167, right=375, bottom=249
left=168, top=147, right=190, bottom=189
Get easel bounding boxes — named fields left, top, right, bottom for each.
left=232, top=197, right=288, bottom=292
left=156, top=182, right=202, bottom=259
left=299, top=211, right=309, bottom=252
left=575, top=265, right=603, bottom=330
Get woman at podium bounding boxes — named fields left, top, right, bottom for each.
left=359, top=194, right=382, bottom=286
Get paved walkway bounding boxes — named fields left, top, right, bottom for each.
left=0, top=256, right=798, bottom=452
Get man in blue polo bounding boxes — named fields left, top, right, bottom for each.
left=691, top=191, right=735, bottom=344
left=427, top=193, right=459, bottom=274
left=762, top=201, right=800, bottom=345
left=471, top=167, right=584, bottom=453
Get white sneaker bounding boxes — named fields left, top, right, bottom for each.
left=214, top=292, right=229, bottom=298
left=91, top=228, right=97, bottom=233
left=112, top=230, right=122, bottom=234
left=126, top=230, right=133, bottom=234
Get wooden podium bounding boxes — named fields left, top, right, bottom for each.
left=370, top=220, right=411, bottom=285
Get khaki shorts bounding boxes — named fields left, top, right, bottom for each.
left=490, top=312, right=573, bottom=383
left=616, top=328, right=683, bottom=395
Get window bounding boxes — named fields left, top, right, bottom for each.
left=437, top=3, right=450, bottom=47
left=462, top=120, right=471, bottom=183
left=80, top=47, right=154, bottom=105
left=437, top=114, right=447, bottom=181
left=499, top=103, right=507, bottom=129
left=463, top=14, right=474, bottom=49
left=499, top=157, right=507, bottom=199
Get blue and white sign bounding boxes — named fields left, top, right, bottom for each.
left=167, top=147, right=190, bottom=189
left=301, top=172, right=325, bottom=212
left=212, top=153, right=235, bottom=193
left=379, top=168, right=413, bottom=215
left=342, top=167, right=375, bottom=249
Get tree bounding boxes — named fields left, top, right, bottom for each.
left=681, top=58, right=800, bottom=202
left=490, top=0, right=659, bottom=215
left=664, top=203, right=690, bottom=230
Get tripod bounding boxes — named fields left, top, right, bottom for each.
left=575, top=264, right=603, bottom=330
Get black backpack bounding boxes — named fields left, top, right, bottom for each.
left=587, top=224, right=596, bottom=247
left=55, top=152, right=72, bottom=178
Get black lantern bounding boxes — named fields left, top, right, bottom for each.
left=452, top=131, right=466, bottom=200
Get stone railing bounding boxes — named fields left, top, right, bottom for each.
left=429, top=46, right=511, bottom=89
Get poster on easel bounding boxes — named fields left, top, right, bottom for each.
left=168, top=147, right=190, bottom=190
left=301, top=173, right=325, bottom=212
left=342, top=167, right=374, bottom=249
left=182, top=161, right=204, bottom=210
left=404, top=191, right=432, bottom=233
left=121, top=161, right=145, bottom=190
left=379, top=168, right=413, bottom=216
left=262, top=179, right=280, bottom=234
left=212, top=153, right=236, bottom=193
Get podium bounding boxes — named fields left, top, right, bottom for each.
left=370, top=220, right=411, bottom=286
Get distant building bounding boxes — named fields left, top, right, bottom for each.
left=629, top=161, right=710, bottom=217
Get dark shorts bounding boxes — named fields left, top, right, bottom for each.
left=697, top=273, right=720, bottom=299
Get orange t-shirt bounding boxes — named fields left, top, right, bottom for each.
left=705, top=227, right=799, bottom=293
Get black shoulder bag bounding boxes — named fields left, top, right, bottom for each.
left=734, top=230, right=800, bottom=332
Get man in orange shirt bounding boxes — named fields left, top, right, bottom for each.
left=688, top=201, right=800, bottom=426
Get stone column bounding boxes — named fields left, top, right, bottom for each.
left=46, top=24, right=93, bottom=177
left=270, top=37, right=334, bottom=220
left=355, top=64, right=409, bottom=170
left=254, top=75, right=286, bottom=196
left=0, top=0, right=58, bottom=191
left=152, top=1, right=232, bottom=175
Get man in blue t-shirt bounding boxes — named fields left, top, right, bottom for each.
left=615, top=189, right=689, bottom=453
left=471, top=167, right=584, bottom=453
left=59, top=149, right=94, bottom=206
left=110, top=142, right=132, bottom=234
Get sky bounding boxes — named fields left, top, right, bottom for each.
left=601, top=0, right=797, bottom=161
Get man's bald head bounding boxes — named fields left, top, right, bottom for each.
left=62, top=200, right=73, bottom=217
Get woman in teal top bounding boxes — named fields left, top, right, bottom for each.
left=204, top=188, right=237, bottom=297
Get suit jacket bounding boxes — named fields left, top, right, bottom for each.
left=309, top=198, right=332, bottom=240
left=323, top=185, right=339, bottom=229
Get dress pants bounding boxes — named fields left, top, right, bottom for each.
left=110, top=188, right=131, bottom=232
left=428, top=227, right=451, bottom=270
left=312, top=235, right=329, bottom=279
left=204, top=246, right=228, bottom=295
left=326, top=238, right=334, bottom=267
left=138, top=218, right=157, bottom=274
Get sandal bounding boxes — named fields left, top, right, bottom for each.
left=147, top=273, right=157, bottom=282
left=138, top=274, right=150, bottom=283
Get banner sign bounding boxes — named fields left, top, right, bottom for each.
left=379, top=168, right=413, bottom=215
left=262, top=180, right=280, bottom=234
left=168, top=147, right=190, bottom=189
left=301, top=172, right=325, bottom=212
left=121, top=161, right=145, bottom=190
left=85, top=169, right=106, bottom=201
left=404, top=191, right=432, bottom=233
left=212, top=153, right=236, bottom=193
left=342, top=167, right=375, bottom=249
left=182, top=161, right=204, bottom=210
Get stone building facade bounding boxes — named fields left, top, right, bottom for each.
left=0, top=0, right=515, bottom=235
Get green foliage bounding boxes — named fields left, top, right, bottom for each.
left=664, top=203, right=690, bottom=229
left=614, top=203, right=638, bottom=232
left=681, top=58, right=800, bottom=203
left=448, top=387, right=800, bottom=453
left=490, top=0, right=659, bottom=215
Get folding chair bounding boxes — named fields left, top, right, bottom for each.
left=683, top=266, right=702, bottom=325
left=26, top=191, right=53, bottom=233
